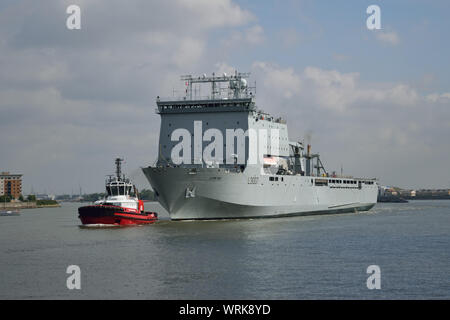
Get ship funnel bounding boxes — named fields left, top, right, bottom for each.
left=115, top=158, right=124, bottom=180
left=306, top=145, right=311, bottom=176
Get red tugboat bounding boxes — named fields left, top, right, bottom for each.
left=78, top=158, right=158, bottom=226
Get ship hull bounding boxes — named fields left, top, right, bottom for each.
left=78, top=205, right=157, bottom=226
left=142, top=166, right=377, bottom=220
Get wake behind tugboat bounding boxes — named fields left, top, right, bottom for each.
left=78, top=158, right=158, bottom=226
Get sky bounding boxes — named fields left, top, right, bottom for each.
left=0, top=0, right=449, bottom=194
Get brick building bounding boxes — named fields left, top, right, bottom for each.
left=0, top=172, right=23, bottom=199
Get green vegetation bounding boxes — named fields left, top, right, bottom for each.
left=36, top=199, right=59, bottom=206
left=82, top=193, right=106, bottom=202
left=139, top=189, right=156, bottom=201
left=27, top=194, right=36, bottom=201
left=55, top=194, right=71, bottom=200
left=0, top=195, right=11, bottom=202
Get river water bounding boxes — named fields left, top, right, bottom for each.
left=0, top=200, right=448, bottom=299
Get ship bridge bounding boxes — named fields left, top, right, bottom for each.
left=156, top=71, right=256, bottom=114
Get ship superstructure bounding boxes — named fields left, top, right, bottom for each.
left=143, top=72, right=377, bottom=220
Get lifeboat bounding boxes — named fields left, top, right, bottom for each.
left=78, top=158, right=158, bottom=226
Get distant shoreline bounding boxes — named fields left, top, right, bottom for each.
left=1, top=201, right=61, bottom=210
left=35, top=204, right=61, bottom=208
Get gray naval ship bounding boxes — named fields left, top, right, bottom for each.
left=143, top=71, right=378, bottom=220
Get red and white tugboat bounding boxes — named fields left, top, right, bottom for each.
left=78, top=158, right=158, bottom=226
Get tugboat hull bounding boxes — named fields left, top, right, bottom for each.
left=78, top=205, right=157, bottom=226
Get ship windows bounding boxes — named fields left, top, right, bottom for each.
left=110, top=187, right=118, bottom=196
left=315, top=179, right=328, bottom=186
left=106, top=186, right=127, bottom=196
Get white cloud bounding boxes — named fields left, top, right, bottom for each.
left=214, top=62, right=237, bottom=76
left=172, top=37, right=206, bottom=67
left=385, top=84, right=419, bottom=106
left=252, top=62, right=301, bottom=99
left=222, top=25, right=265, bottom=48
left=376, top=30, right=400, bottom=45
left=426, top=92, right=450, bottom=103
left=252, top=63, right=420, bottom=112
left=303, top=67, right=359, bottom=111
left=177, top=0, right=254, bottom=29
left=245, top=25, right=265, bottom=44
